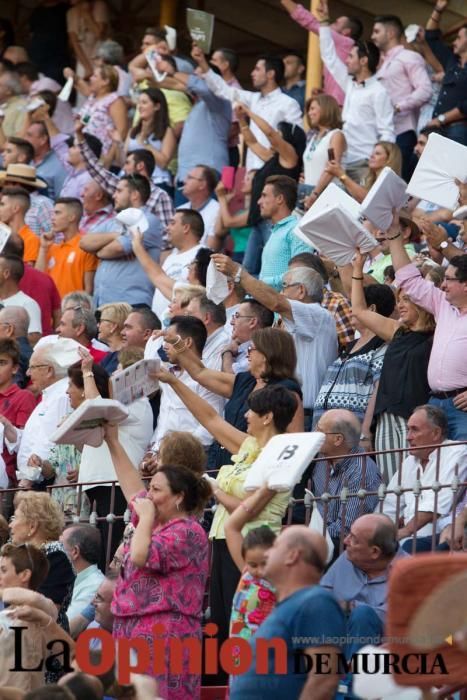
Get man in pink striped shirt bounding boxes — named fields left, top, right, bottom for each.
left=280, top=0, right=360, bottom=106
left=371, top=15, right=432, bottom=182
left=389, top=220, right=467, bottom=441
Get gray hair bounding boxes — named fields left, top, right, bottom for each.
left=413, top=404, right=448, bottom=439
left=61, top=291, right=94, bottom=313
left=1, top=71, right=23, bottom=96
left=198, top=294, right=227, bottom=326
left=37, top=344, right=68, bottom=379
left=0, top=306, right=29, bottom=337
left=286, top=266, right=323, bottom=303
left=327, top=410, right=361, bottom=448
left=71, top=307, right=97, bottom=340
left=96, top=40, right=125, bottom=66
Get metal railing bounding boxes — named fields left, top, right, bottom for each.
left=2, top=441, right=466, bottom=569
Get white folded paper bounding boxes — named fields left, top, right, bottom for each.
left=405, top=24, right=420, bottom=43
left=58, top=76, right=74, bottom=103
left=206, top=259, right=230, bottom=304
left=50, top=398, right=129, bottom=450
left=453, top=204, right=467, bottom=220
left=243, top=432, right=325, bottom=492
left=25, top=97, right=45, bottom=113
left=407, top=133, right=467, bottom=210
left=145, top=49, right=167, bottom=83
left=353, top=645, right=426, bottom=699
left=360, top=167, right=408, bottom=231
left=0, top=223, right=11, bottom=254
left=164, top=25, right=177, bottom=51
left=294, top=186, right=378, bottom=266
left=110, top=358, right=160, bottom=405
left=116, top=207, right=149, bottom=235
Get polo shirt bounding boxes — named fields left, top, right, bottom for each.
left=0, top=383, right=37, bottom=482
left=259, top=215, right=312, bottom=290
left=18, top=224, right=40, bottom=265
left=19, top=266, right=61, bottom=336
left=66, top=564, right=105, bottom=621
left=45, top=233, right=98, bottom=298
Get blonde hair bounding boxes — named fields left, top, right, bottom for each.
left=118, top=346, right=144, bottom=369
left=173, top=283, right=206, bottom=309
left=15, top=492, right=65, bottom=542
left=98, top=302, right=132, bottom=333
left=396, top=289, right=436, bottom=333
left=366, top=141, right=402, bottom=189
left=99, top=64, right=119, bottom=93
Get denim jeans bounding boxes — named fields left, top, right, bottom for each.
left=441, top=121, right=467, bottom=147
left=429, top=396, right=467, bottom=440
left=242, top=219, right=272, bottom=276
left=396, top=129, right=417, bottom=183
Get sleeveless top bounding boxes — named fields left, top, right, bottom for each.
left=81, top=91, right=119, bottom=153
left=375, top=328, right=433, bottom=419
left=127, top=132, right=172, bottom=185
left=303, top=128, right=343, bottom=186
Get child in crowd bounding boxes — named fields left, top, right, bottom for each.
left=225, top=485, right=278, bottom=642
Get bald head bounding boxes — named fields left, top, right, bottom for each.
left=0, top=305, right=29, bottom=338
left=344, top=513, right=398, bottom=571
left=283, top=525, right=329, bottom=572
left=317, top=409, right=361, bottom=457
left=264, top=524, right=329, bottom=592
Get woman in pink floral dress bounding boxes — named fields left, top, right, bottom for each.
left=104, top=424, right=211, bottom=699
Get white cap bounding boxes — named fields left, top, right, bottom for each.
left=40, top=337, right=87, bottom=368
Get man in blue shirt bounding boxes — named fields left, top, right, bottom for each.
left=258, top=175, right=312, bottom=290
left=26, top=121, right=67, bottom=199
left=230, top=526, right=345, bottom=700
left=79, top=174, right=163, bottom=307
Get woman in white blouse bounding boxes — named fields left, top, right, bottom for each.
left=301, top=94, right=346, bottom=209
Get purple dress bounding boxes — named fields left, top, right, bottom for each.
left=112, top=493, right=208, bottom=700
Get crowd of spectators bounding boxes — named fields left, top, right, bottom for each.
left=0, top=0, right=466, bottom=698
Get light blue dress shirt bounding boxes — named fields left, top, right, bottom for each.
left=259, top=214, right=312, bottom=290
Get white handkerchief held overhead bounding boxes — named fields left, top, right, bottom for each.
left=360, top=167, right=408, bottom=231
left=58, top=76, right=74, bottom=102
left=116, top=207, right=149, bottom=235
left=206, top=259, right=230, bottom=304
left=406, top=133, right=467, bottom=210
left=243, top=432, right=325, bottom=492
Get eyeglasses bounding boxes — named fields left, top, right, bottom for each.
left=315, top=424, right=343, bottom=435
left=282, top=282, right=302, bottom=290
left=233, top=312, right=256, bottom=320
left=28, top=364, right=50, bottom=371
left=443, top=276, right=460, bottom=282
left=247, top=345, right=257, bottom=356
left=98, top=318, right=114, bottom=324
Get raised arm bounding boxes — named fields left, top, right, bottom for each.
left=350, top=250, right=398, bottom=342
left=172, top=342, right=236, bottom=399
left=131, top=229, right=174, bottom=300
left=156, top=368, right=246, bottom=455
left=104, top=422, right=146, bottom=502
left=224, top=485, right=278, bottom=570
left=319, top=25, right=349, bottom=90
left=246, top=106, right=299, bottom=168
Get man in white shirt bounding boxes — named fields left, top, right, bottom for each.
left=383, top=405, right=467, bottom=546
left=194, top=47, right=302, bottom=171
left=61, top=524, right=105, bottom=631
left=0, top=254, right=42, bottom=344
left=319, top=25, right=395, bottom=184
left=178, top=165, right=220, bottom=247
left=185, top=294, right=230, bottom=372
left=222, top=299, right=274, bottom=375
left=131, top=209, right=203, bottom=320
left=5, top=338, right=83, bottom=483
left=153, top=316, right=225, bottom=450
left=212, top=254, right=338, bottom=426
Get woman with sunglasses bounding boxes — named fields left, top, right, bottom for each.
left=151, top=373, right=298, bottom=682
left=171, top=326, right=304, bottom=469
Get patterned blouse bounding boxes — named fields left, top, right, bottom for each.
left=111, top=491, right=208, bottom=620
left=230, top=570, right=276, bottom=639
left=80, top=91, right=119, bottom=153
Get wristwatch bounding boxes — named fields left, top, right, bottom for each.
left=438, top=114, right=446, bottom=124
left=233, top=265, right=243, bottom=283
left=439, top=240, right=449, bottom=250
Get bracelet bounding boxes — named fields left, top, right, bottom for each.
left=386, top=232, right=401, bottom=240
left=83, top=372, right=94, bottom=378
left=221, top=349, right=233, bottom=358
left=351, top=276, right=364, bottom=280
left=339, top=173, right=348, bottom=182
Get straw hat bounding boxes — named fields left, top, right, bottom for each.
left=0, top=164, right=47, bottom=190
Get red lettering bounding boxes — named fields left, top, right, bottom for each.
left=152, top=624, right=167, bottom=675
left=220, top=637, right=252, bottom=675
left=256, top=638, right=288, bottom=674
left=116, top=639, right=151, bottom=684
left=168, top=637, right=202, bottom=674
left=75, top=629, right=114, bottom=673
left=203, top=623, right=219, bottom=675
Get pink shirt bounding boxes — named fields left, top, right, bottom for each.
left=396, top=263, right=467, bottom=391
left=291, top=3, right=353, bottom=106
left=376, top=46, right=432, bottom=135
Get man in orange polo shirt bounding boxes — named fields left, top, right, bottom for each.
left=0, top=186, right=39, bottom=265
left=35, top=197, right=97, bottom=297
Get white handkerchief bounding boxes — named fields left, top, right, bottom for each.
left=360, top=167, right=408, bottom=231
left=0, top=223, right=11, bottom=254
left=58, top=76, right=74, bottom=102
left=164, top=25, right=177, bottom=51
left=206, top=259, right=230, bottom=304
left=116, top=208, right=149, bottom=234
left=25, top=97, right=45, bottom=112
left=407, top=133, right=467, bottom=210
left=243, top=432, right=325, bottom=492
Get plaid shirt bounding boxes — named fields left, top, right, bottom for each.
left=312, top=447, right=382, bottom=539
left=79, top=141, right=174, bottom=246
left=323, top=289, right=355, bottom=351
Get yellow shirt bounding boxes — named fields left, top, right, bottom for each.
left=209, top=437, right=291, bottom=540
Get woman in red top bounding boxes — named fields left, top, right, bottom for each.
left=0, top=339, right=37, bottom=491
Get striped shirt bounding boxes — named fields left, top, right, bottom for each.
left=312, top=447, right=382, bottom=539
